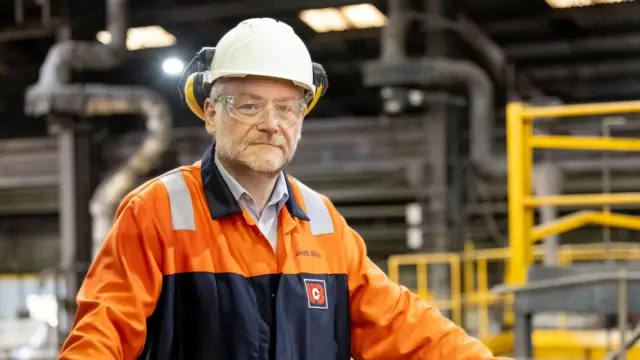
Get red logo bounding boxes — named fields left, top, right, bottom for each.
left=304, top=279, right=328, bottom=309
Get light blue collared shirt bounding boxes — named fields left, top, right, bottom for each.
left=214, top=155, right=289, bottom=251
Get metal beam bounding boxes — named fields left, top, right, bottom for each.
left=524, top=59, right=640, bottom=82
left=0, top=186, right=58, bottom=215
left=505, top=33, right=640, bottom=60
left=56, top=117, right=94, bottom=335
left=545, top=80, right=640, bottom=100
left=482, top=17, right=552, bottom=37
left=0, top=21, right=61, bottom=42
left=132, top=0, right=381, bottom=25
left=556, top=1, right=640, bottom=28
left=483, top=2, right=640, bottom=36
left=308, top=28, right=380, bottom=49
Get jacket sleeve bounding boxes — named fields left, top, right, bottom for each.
left=343, top=222, right=498, bottom=360
left=59, top=195, right=164, bottom=360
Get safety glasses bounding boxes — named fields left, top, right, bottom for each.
left=216, top=94, right=307, bottom=128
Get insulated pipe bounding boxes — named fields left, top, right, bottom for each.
left=83, top=87, right=171, bottom=256
left=369, top=0, right=640, bottom=177
left=24, top=0, right=173, bottom=251
left=435, top=61, right=640, bottom=176
left=381, top=0, right=408, bottom=61
left=25, top=84, right=172, bottom=255
left=107, top=0, right=127, bottom=52
left=365, top=56, right=640, bottom=177
left=37, top=0, right=127, bottom=85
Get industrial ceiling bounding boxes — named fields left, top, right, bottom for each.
left=2, top=0, right=640, bottom=138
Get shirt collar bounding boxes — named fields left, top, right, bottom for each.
left=200, top=142, right=309, bottom=220
left=214, top=153, right=289, bottom=208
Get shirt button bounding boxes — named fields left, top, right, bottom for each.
left=272, top=293, right=275, bottom=298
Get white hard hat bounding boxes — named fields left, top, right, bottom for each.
left=208, top=18, right=316, bottom=95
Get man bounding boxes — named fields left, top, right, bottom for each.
left=59, top=18, right=500, bottom=360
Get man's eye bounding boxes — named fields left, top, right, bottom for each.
left=275, top=104, right=293, bottom=113
left=238, top=103, right=259, bottom=110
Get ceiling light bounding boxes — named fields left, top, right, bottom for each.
left=340, top=3, right=387, bottom=29
left=96, top=25, right=177, bottom=51
left=299, top=8, right=349, bottom=33
left=299, top=3, right=386, bottom=33
left=162, top=58, right=184, bottom=75
left=546, top=0, right=634, bottom=8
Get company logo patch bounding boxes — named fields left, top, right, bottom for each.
left=304, top=279, right=328, bottom=309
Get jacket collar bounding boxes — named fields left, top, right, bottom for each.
left=200, top=142, right=309, bottom=221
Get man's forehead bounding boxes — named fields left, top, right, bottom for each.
left=219, top=76, right=303, bottom=97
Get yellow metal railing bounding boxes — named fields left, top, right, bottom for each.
left=506, top=100, right=640, bottom=286
left=387, top=252, right=462, bottom=325
left=387, top=242, right=640, bottom=339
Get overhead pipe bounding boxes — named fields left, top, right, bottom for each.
left=363, top=0, right=504, bottom=176
left=36, top=0, right=127, bottom=86
left=380, top=0, right=408, bottom=61
left=86, top=87, right=171, bottom=255
left=445, top=61, right=640, bottom=176
left=364, top=55, right=507, bottom=175
left=24, top=0, right=172, bottom=252
left=365, top=5, right=640, bottom=177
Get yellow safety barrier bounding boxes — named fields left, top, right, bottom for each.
left=506, top=100, right=640, bottom=286
left=531, top=211, right=640, bottom=243
left=387, top=242, right=640, bottom=343
left=387, top=252, right=462, bottom=325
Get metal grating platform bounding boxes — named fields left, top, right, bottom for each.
left=508, top=264, right=640, bottom=359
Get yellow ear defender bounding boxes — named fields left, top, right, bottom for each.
left=178, top=47, right=328, bottom=121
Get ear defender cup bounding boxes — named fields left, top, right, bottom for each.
left=179, top=47, right=217, bottom=121
left=183, top=72, right=207, bottom=121
left=306, top=62, right=329, bottom=115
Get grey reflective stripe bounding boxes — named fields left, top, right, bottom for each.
left=295, top=180, right=334, bottom=235
left=159, top=169, right=195, bottom=231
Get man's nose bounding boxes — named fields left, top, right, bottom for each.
left=257, top=107, right=280, bottom=134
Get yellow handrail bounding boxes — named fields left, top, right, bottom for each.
left=506, top=100, right=640, bottom=285
left=387, top=242, right=640, bottom=339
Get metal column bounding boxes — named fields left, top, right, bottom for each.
left=424, top=0, right=458, bottom=309
left=49, top=116, right=94, bottom=341
left=425, top=109, right=450, bottom=306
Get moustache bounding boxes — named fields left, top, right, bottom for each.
left=248, top=136, right=287, bottom=148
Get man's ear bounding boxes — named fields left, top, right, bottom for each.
left=203, top=98, right=217, bottom=135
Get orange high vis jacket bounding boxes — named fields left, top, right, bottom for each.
left=59, top=143, right=499, bottom=360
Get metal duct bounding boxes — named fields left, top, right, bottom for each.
left=365, top=58, right=640, bottom=177
left=363, top=56, right=504, bottom=175
left=366, top=2, right=640, bottom=177
left=37, top=0, right=127, bottom=85
left=86, top=86, right=170, bottom=255
left=370, top=7, right=640, bottom=177
left=445, top=62, right=640, bottom=176
left=381, top=0, right=408, bottom=61
left=24, top=0, right=172, bottom=251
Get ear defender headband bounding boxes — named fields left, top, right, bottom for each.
left=178, top=47, right=329, bottom=121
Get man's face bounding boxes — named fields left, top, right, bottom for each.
left=203, top=77, right=306, bottom=176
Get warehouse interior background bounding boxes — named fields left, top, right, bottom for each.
left=4, top=0, right=640, bottom=358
